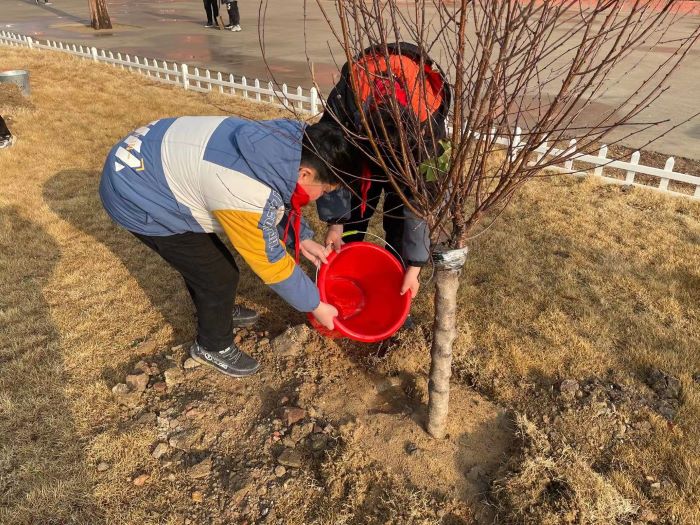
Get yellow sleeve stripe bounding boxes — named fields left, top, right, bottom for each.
left=213, top=209, right=296, bottom=285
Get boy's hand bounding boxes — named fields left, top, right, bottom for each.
left=325, top=224, right=344, bottom=253
left=312, top=301, right=338, bottom=330
left=300, top=239, right=331, bottom=268
left=400, top=266, right=421, bottom=298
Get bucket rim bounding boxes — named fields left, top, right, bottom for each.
left=317, top=241, right=411, bottom=342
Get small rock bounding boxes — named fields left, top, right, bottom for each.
left=648, top=369, right=681, bottom=399
left=188, top=457, right=213, bottom=479
left=137, top=411, right=157, bottom=425
left=164, top=367, right=184, bottom=387
left=693, top=372, right=700, bottom=385
left=274, top=465, right=286, bottom=477
left=559, top=379, right=580, bottom=397
left=169, top=429, right=203, bottom=451
left=657, top=399, right=678, bottom=421
left=202, top=431, right=220, bottom=448
left=290, top=422, right=314, bottom=443
left=277, top=448, right=303, bottom=468
left=279, top=407, right=306, bottom=426
left=183, top=358, right=201, bottom=369
left=152, top=381, right=168, bottom=393
left=133, top=474, right=150, bottom=486
left=191, top=490, right=204, bottom=503
left=404, top=442, right=418, bottom=455
left=125, top=373, right=149, bottom=393
left=258, top=338, right=270, bottom=347
left=187, top=409, right=204, bottom=420
left=272, top=325, right=310, bottom=357
left=152, top=442, right=169, bottom=459
left=650, top=482, right=661, bottom=490
left=309, top=434, right=328, bottom=452
left=134, top=360, right=151, bottom=374
left=111, top=383, right=130, bottom=396
left=112, top=384, right=141, bottom=407
left=96, top=462, right=110, bottom=472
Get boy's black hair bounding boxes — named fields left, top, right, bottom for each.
left=301, top=122, right=357, bottom=186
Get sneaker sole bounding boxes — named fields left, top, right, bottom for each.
left=189, top=350, right=260, bottom=378
left=231, top=315, right=259, bottom=328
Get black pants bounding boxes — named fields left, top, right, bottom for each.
left=344, top=180, right=405, bottom=263
left=132, top=231, right=239, bottom=352
left=0, top=115, right=11, bottom=140
left=203, top=0, right=219, bottom=24
left=226, top=1, right=240, bottom=25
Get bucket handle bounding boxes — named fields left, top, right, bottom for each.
left=313, top=229, right=406, bottom=283
left=341, top=230, right=406, bottom=269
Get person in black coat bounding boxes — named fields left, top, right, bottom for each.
left=316, top=42, right=452, bottom=301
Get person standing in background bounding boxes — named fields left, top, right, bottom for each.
left=224, top=0, right=241, bottom=31
left=203, top=0, right=219, bottom=28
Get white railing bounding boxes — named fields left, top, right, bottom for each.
left=2, top=30, right=698, bottom=199
left=446, top=125, right=700, bottom=200
left=509, top=129, right=699, bottom=200
left=0, top=30, right=320, bottom=114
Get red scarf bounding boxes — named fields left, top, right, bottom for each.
left=282, top=183, right=310, bottom=263
left=360, top=163, right=372, bottom=218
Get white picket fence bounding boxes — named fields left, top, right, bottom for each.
left=504, top=130, right=700, bottom=199
left=0, top=30, right=321, bottom=114
left=2, top=30, right=699, bottom=199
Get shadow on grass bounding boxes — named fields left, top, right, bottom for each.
left=0, top=204, right=103, bottom=523
left=43, top=168, right=198, bottom=346
left=42, top=169, right=303, bottom=347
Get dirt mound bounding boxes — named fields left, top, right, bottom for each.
left=96, top=325, right=515, bottom=524
left=492, top=415, right=636, bottom=525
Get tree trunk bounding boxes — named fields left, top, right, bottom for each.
left=89, top=0, right=112, bottom=30
left=427, top=249, right=467, bottom=438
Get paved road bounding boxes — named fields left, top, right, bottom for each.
left=2, top=0, right=699, bottom=159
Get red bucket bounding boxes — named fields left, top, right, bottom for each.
left=308, top=241, right=411, bottom=342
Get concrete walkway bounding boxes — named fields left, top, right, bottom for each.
left=1, top=0, right=699, bottom=159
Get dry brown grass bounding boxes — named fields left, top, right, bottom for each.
left=447, top=175, right=700, bottom=522
left=0, top=44, right=698, bottom=524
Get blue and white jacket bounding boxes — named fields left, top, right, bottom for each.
left=99, top=117, right=319, bottom=312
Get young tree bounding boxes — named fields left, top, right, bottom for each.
left=265, top=0, right=699, bottom=438
left=89, top=0, right=112, bottom=30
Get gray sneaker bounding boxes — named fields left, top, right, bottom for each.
left=232, top=304, right=258, bottom=327
left=189, top=342, right=260, bottom=377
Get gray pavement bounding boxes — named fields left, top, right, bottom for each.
left=1, top=0, right=699, bottom=159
